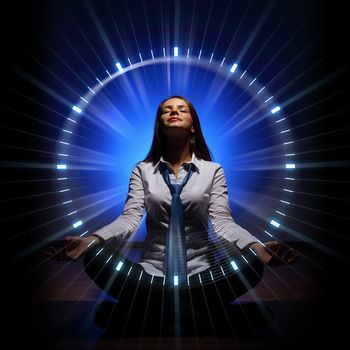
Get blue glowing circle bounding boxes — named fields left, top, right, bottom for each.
left=55, top=53, right=296, bottom=287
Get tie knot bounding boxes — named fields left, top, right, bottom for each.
left=172, top=184, right=182, bottom=195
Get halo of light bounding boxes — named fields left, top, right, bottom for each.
left=55, top=51, right=295, bottom=288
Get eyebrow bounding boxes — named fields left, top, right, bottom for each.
left=161, top=104, right=189, bottom=109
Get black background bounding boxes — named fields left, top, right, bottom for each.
left=1, top=0, right=349, bottom=348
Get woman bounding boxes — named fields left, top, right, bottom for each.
left=48, top=95, right=297, bottom=320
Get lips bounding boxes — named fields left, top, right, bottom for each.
left=168, top=118, right=181, bottom=122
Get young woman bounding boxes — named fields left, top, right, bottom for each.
left=48, top=95, right=297, bottom=320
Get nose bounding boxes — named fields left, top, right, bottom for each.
left=170, top=109, right=179, bottom=116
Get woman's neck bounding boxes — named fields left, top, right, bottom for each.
left=163, top=134, right=192, bottom=166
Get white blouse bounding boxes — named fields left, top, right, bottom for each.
left=93, top=152, right=258, bottom=277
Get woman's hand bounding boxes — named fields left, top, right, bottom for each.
left=44, top=235, right=102, bottom=261
left=248, top=241, right=299, bottom=266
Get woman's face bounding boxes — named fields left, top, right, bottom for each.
left=159, top=98, right=195, bottom=134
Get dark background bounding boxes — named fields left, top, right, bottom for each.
left=1, top=0, right=349, bottom=347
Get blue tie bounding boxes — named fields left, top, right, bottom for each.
left=161, top=162, right=194, bottom=287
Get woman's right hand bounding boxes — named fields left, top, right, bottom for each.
left=44, top=235, right=102, bottom=261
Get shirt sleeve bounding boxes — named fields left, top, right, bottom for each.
left=208, top=165, right=258, bottom=250
left=92, top=164, right=145, bottom=241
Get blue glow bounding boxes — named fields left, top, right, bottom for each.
left=116, top=261, right=123, bottom=271
left=87, top=239, right=96, bottom=247
left=286, top=163, right=296, bottom=169
left=80, top=230, right=88, bottom=237
left=115, top=62, right=123, bottom=72
left=174, top=275, right=179, bottom=286
left=56, top=164, right=67, bottom=169
left=96, top=247, right=104, bottom=256
left=271, top=106, right=281, bottom=114
left=230, top=260, right=238, bottom=270
left=270, top=219, right=280, bottom=228
left=73, top=220, right=83, bottom=228
left=87, top=87, right=95, bottom=94
left=198, top=273, right=202, bottom=284
left=220, top=266, right=226, bottom=275
left=174, top=46, right=179, bottom=57
left=210, top=271, right=214, bottom=281
left=96, top=77, right=104, bottom=86
left=72, top=105, right=82, bottom=113
left=61, top=58, right=292, bottom=252
left=249, top=77, right=256, bottom=86
left=264, top=230, right=273, bottom=237
left=230, top=63, right=238, bottom=73
left=210, top=52, right=214, bottom=63
left=249, top=248, right=257, bottom=256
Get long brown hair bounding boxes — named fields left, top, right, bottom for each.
left=142, top=95, right=213, bottom=163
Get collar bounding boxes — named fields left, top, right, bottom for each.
left=154, top=152, right=201, bottom=174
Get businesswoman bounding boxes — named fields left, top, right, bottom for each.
left=48, top=95, right=297, bottom=316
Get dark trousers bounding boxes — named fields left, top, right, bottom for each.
left=83, top=242, right=264, bottom=315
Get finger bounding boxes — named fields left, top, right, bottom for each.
left=65, top=239, right=81, bottom=253
left=63, top=235, right=77, bottom=242
left=266, top=241, right=283, bottom=255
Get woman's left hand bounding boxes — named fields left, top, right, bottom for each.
left=249, top=241, right=299, bottom=266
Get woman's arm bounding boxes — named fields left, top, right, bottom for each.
left=208, top=166, right=259, bottom=249
left=208, top=166, right=298, bottom=265
left=92, top=164, right=145, bottom=242
left=46, top=164, right=145, bottom=261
